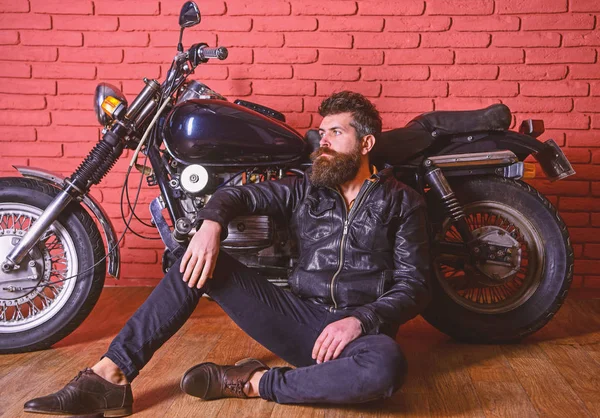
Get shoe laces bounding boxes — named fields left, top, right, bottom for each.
left=225, top=379, right=245, bottom=397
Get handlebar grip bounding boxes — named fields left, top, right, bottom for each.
left=198, top=46, right=228, bottom=61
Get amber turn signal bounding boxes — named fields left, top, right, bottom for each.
left=522, top=162, right=536, bottom=179
left=101, top=96, right=125, bottom=120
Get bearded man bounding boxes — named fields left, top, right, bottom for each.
left=24, top=91, right=431, bottom=416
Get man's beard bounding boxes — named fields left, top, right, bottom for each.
left=309, top=144, right=362, bottom=189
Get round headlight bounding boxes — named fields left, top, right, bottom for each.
left=94, top=83, right=128, bottom=126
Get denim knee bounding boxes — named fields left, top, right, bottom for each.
left=357, top=337, right=408, bottom=400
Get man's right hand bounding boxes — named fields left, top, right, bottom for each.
left=180, top=220, right=222, bottom=289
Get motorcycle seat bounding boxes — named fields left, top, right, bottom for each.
left=410, top=104, right=512, bottom=138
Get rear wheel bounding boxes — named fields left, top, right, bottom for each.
left=0, top=177, right=105, bottom=353
left=423, top=176, right=573, bottom=343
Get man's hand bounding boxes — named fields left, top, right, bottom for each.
left=179, top=220, right=222, bottom=289
left=312, top=316, right=363, bottom=364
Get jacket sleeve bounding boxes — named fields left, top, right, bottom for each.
left=194, top=174, right=307, bottom=240
left=350, top=200, right=432, bottom=335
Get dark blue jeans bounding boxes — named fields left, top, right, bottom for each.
left=104, top=251, right=407, bottom=404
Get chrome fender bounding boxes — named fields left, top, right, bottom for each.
left=12, top=165, right=120, bottom=279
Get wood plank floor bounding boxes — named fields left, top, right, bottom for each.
left=1, top=288, right=599, bottom=418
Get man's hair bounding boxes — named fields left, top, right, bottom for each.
left=318, top=91, right=382, bottom=139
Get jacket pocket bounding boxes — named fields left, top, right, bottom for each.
left=355, top=202, right=394, bottom=252
left=298, top=197, right=335, bottom=242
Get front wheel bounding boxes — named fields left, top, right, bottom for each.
left=423, top=176, right=573, bottom=343
left=0, top=177, right=106, bottom=353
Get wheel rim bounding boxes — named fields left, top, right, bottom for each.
left=0, top=203, right=79, bottom=333
left=435, top=201, right=544, bottom=314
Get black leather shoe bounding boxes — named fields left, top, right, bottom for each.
left=181, top=358, right=269, bottom=400
left=24, top=368, right=133, bottom=417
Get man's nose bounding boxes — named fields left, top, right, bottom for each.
left=319, top=133, right=331, bottom=147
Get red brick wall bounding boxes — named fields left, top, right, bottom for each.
left=0, top=0, right=598, bottom=292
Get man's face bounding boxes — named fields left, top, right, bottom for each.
left=309, top=112, right=364, bottom=189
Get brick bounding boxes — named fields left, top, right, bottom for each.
left=58, top=80, right=115, bottom=95
left=151, top=32, right=216, bottom=48
left=33, top=63, right=96, bottom=80
left=526, top=48, right=596, bottom=64
left=0, top=79, right=56, bottom=95
left=561, top=213, right=590, bottom=227
left=294, top=65, right=360, bottom=81
left=0, top=127, right=36, bottom=141
left=95, top=1, right=158, bottom=15
left=567, top=131, right=600, bottom=147
left=361, top=66, right=429, bottom=81
left=317, top=81, right=381, bottom=97
left=0, top=63, right=31, bottom=78
left=560, top=197, right=600, bottom=211
left=383, top=81, right=448, bottom=97
left=521, top=14, right=595, bottom=31
left=97, top=64, right=160, bottom=80
left=584, top=244, right=600, bottom=258
left=387, top=49, right=454, bottom=65
left=247, top=96, right=303, bottom=113
left=574, top=98, right=600, bottom=112
left=501, top=97, right=573, bottom=113
left=20, top=31, right=82, bottom=47
left=359, top=1, right=424, bottom=16
left=566, top=165, right=600, bottom=180
left=184, top=80, right=251, bottom=97
left=421, top=33, right=491, bottom=48
left=563, top=148, right=592, bottom=163
left=592, top=81, right=600, bottom=96
left=493, top=32, right=561, bottom=48
left=121, top=249, right=158, bottom=264
left=85, top=32, right=149, bottom=48
left=380, top=112, right=424, bottom=128
left=255, top=48, right=317, bottom=64
left=520, top=81, right=589, bottom=97
left=227, top=0, right=290, bottom=15
left=429, top=0, right=494, bottom=15
left=0, top=13, right=50, bottom=29
left=526, top=179, right=589, bottom=196
left=59, top=47, right=123, bottom=64
left=518, top=113, right=590, bottom=129
left=371, top=98, right=433, bottom=113
left=123, top=48, right=176, bottom=64
left=30, top=0, right=93, bottom=14
left=594, top=214, right=600, bottom=226
left=1, top=142, right=60, bottom=156
left=283, top=112, right=312, bottom=129
left=0, top=94, right=45, bottom=110
left=285, top=33, right=352, bottom=48
left=46, top=95, right=94, bottom=111
left=161, top=0, right=225, bottom=16
left=0, top=0, right=28, bottom=12
left=293, top=1, right=357, bottom=16
left=564, top=32, right=600, bottom=47
left=206, top=48, right=253, bottom=65
left=498, top=65, right=567, bottom=81
left=119, top=263, right=162, bottom=279
left=449, top=81, right=519, bottom=97
left=51, top=110, right=99, bottom=127
left=171, top=64, right=227, bottom=80
left=453, top=16, right=520, bottom=32
left=229, top=65, right=292, bottom=80
left=318, top=50, right=383, bottom=65
left=37, top=126, right=100, bottom=142
left=0, top=46, right=57, bottom=62
left=253, top=80, right=315, bottom=96
left=571, top=0, right=600, bottom=12
left=456, top=49, right=524, bottom=64
left=254, top=16, right=317, bottom=32
left=53, top=15, right=119, bottom=31
left=430, top=65, right=499, bottom=80
left=63, top=142, right=103, bottom=158
left=219, top=33, right=284, bottom=48
left=575, top=260, right=600, bottom=274
left=571, top=228, right=600, bottom=243
left=497, top=0, right=567, bottom=14
left=385, top=16, right=450, bottom=32
left=0, top=31, right=18, bottom=45
left=354, top=33, right=420, bottom=49
left=319, top=16, right=384, bottom=32
left=594, top=182, right=600, bottom=196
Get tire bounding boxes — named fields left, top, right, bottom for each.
left=0, top=177, right=106, bottom=353
left=422, top=176, right=573, bottom=343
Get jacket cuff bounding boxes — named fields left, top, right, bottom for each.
left=350, top=306, right=382, bottom=335
left=194, top=208, right=229, bottom=241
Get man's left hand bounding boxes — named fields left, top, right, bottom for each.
left=312, top=316, right=363, bottom=364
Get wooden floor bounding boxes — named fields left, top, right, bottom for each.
left=1, top=288, right=599, bottom=418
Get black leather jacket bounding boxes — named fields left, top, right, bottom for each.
left=197, top=167, right=431, bottom=336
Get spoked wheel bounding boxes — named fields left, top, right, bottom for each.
left=0, top=178, right=105, bottom=353
left=423, top=176, right=573, bottom=343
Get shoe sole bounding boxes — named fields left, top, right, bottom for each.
left=24, top=407, right=132, bottom=417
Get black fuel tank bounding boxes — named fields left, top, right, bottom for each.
left=163, top=99, right=306, bottom=166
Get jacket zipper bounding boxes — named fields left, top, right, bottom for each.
left=328, top=179, right=379, bottom=310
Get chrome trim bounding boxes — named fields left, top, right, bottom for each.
left=426, top=150, right=518, bottom=168
left=12, top=165, right=120, bottom=279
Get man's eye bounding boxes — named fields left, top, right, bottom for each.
left=334, top=130, right=341, bottom=135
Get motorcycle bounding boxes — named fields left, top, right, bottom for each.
left=0, top=2, right=575, bottom=353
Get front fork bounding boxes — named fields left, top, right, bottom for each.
left=1, top=127, right=126, bottom=273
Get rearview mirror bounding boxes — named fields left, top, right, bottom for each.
left=179, top=2, right=201, bottom=28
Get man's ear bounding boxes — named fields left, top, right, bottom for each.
left=361, top=134, right=376, bottom=155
